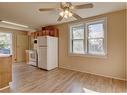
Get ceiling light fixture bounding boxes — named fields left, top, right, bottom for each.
left=0, top=20, right=29, bottom=28
left=59, top=11, right=64, bottom=17
left=59, top=9, right=73, bottom=19
left=39, top=2, right=93, bottom=21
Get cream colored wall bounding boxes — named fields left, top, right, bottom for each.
left=125, top=9, right=127, bottom=89
left=124, top=7, right=127, bottom=91
left=55, top=10, right=126, bottom=80
left=0, top=27, right=29, bottom=63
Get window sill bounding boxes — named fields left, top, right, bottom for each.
left=68, top=53, right=107, bottom=59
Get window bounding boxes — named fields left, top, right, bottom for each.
left=70, top=18, right=107, bottom=57
left=0, top=32, right=12, bottom=55
left=71, top=25, right=85, bottom=54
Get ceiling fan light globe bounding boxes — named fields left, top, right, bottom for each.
left=68, top=12, right=72, bottom=17
left=59, top=11, right=64, bottom=16
left=64, top=14, right=68, bottom=18
left=65, top=10, right=69, bottom=14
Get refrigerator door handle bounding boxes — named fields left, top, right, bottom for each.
left=39, top=45, right=47, bottom=47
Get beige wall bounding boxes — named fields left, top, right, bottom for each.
left=125, top=7, right=127, bottom=91
left=0, top=27, right=29, bottom=63
left=55, top=10, right=126, bottom=80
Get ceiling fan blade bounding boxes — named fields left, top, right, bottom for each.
left=74, top=3, right=93, bottom=9
left=57, top=16, right=63, bottom=21
left=39, top=8, right=55, bottom=11
left=71, top=11, right=82, bottom=20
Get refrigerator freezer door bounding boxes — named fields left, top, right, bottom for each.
left=38, top=47, right=47, bottom=69
left=37, top=36, right=47, bottom=46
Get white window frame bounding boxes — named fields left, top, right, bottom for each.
left=69, top=17, right=107, bottom=58
left=0, top=32, right=13, bottom=55
left=70, top=24, right=85, bottom=54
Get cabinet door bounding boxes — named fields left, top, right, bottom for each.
left=16, top=35, right=29, bottom=62
left=38, top=47, right=47, bottom=69
left=0, top=56, right=12, bottom=89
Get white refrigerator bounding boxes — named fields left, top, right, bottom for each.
left=37, top=36, right=58, bottom=70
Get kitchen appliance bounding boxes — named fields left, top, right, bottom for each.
left=37, top=36, right=58, bottom=70
left=28, top=50, right=37, bottom=66
left=33, top=39, right=38, bottom=49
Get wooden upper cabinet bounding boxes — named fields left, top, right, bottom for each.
left=31, top=32, right=34, bottom=38
left=30, top=26, right=59, bottom=38
left=39, top=31, right=43, bottom=36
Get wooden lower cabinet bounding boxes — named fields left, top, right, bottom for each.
left=0, top=55, right=12, bottom=89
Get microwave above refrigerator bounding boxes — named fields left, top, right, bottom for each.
left=33, top=39, right=37, bottom=44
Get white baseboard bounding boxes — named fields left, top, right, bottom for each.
left=60, top=66, right=126, bottom=81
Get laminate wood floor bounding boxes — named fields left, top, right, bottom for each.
left=0, top=63, right=126, bottom=93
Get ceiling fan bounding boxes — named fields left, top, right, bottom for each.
left=39, top=2, right=94, bottom=21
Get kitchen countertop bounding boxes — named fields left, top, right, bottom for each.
left=0, top=54, right=12, bottom=58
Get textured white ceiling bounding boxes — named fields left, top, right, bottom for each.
left=0, top=2, right=126, bottom=30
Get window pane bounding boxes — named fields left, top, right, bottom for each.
left=72, top=40, right=84, bottom=54
left=0, top=33, right=12, bottom=54
left=88, top=39, right=104, bottom=55
left=72, top=25, right=84, bottom=39
left=88, top=23, right=104, bottom=38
